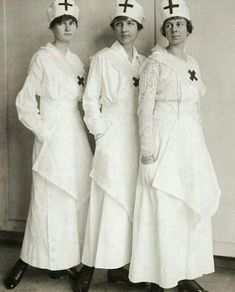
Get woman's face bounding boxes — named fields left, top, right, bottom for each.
left=52, top=19, right=77, bottom=43
left=113, top=17, right=138, bottom=46
left=164, top=18, right=188, bottom=46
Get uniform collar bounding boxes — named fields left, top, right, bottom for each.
left=111, top=41, right=140, bottom=63
left=46, top=42, right=71, bottom=59
left=151, top=44, right=190, bottom=64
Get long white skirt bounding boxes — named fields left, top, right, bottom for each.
left=129, top=170, right=215, bottom=289
left=21, top=174, right=89, bottom=270
left=82, top=180, right=132, bottom=269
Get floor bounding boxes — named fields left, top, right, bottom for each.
left=0, top=241, right=234, bottom=292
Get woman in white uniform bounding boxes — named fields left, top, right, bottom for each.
left=129, top=0, right=221, bottom=291
left=73, top=1, right=146, bottom=291
left=4, top=0, right=92, bottom=289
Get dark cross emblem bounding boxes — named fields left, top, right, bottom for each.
left=77, top=76, right=85, bottom=87
left=59, top=0, right=73, bottom=11
left=164, top=0, right=179, bottom=14
left=188, top=70, right=198, bottom=82
left=133, top=77, right=139, bottom=87
left=119, top=0, right=134, bottom=13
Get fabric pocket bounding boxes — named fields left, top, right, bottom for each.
left=36, top=124, right=51, bottom=143
left=95, top=121, right=117, bottom=150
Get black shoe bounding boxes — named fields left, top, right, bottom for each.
left=107, top=267, right=147, bottom=288
left=150, top=283, right=164, bottom=292
left=178, top=280, right=209, bottom=292
left=4, top=259, right=28, bottom=289
left=67, top=268, right=80, bottom=279
left=49, top=268, right=79, bottom=280
left=72, top=265, right=94, bottom=292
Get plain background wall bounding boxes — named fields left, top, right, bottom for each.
left=0, top=0, right=234, bottom=256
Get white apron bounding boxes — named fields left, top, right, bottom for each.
left=129, top=46, right=221, bottom=288
left=16, top=43, right=92, bottom=270
left=82, top=41, right=145, bottom=268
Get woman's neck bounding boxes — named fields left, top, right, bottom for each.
left=167, top=44, right=186, bottom=61
left=122, top=43, right=134, bottom=62
left=52, top=40, right=69, bottom=56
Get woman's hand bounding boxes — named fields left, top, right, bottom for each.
left=95, top=132, right=105, bottom=141
left=141, top=154, right=155, bottom=165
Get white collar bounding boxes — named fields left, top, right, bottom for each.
left=111, top=41, right=140, bottom=63
left=46, top=42, right=71, bottom=59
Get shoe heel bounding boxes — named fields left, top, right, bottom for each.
left=178, top=280, right=209, bottom=292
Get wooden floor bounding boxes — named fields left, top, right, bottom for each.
left=0, top=241, right=234, bottom=292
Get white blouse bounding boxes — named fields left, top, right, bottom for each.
left=16, top=43, right=85, bottom=143
left=138, top=45, right=205, bottom=157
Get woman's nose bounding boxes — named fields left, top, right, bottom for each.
left=121, top=23, right=127, bottom=32
left=65, top=23, right=70, bottom=31
left=172, top=24, right=178, bottom=33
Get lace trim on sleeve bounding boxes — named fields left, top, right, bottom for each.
left=138, top=58, right=159, bottom=157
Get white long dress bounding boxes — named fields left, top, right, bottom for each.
left=129, top=46, right=221, bottom=288
left=16, top=43, right=92, bottom=270
left=82, top=41, right=145, bottom=268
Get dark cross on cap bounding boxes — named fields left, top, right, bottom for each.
left=133, top=77, right=139, bottom=87
left=188, top=70, right=198, bottom=82
left=77, top=76, right=85, bottom=87
left=59, top=0, right=73, bottom=11
left=164, top=0, right=179, bottom=14
left=119, top=0, right=134, bottom=13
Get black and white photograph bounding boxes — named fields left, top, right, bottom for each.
left=0, top=0, right=234, bottom=291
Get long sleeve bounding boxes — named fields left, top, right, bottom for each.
left=77, top=60, right=86, bottom=102
left=191, top=57, right=206, bottom=127
left=16, top=53, right=50, bottom=143
left=138, top=58, right=159, bottom=157
left=78, top=66, right=86, bottom=102
left=83, top=54, right=106, bottom=137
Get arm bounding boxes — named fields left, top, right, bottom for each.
left=16, top=53, right=50, bottom=143
left=77, top=60, right=86, bottom=102
left=82, top=54, right=105, bottom=139
left=193, top=58, right=206, bottom=127
left=138, top=58, right=159, bottom=164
